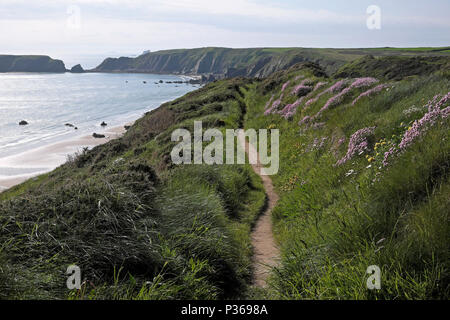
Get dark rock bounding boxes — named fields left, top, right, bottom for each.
left=159, top=80, right=163, bottom=83
left=92, top=133, right=105, bottom=138
left=143, top=81, right=147, bottom=84
left=100, top=121, right=107, bottom=127
left=70, top=64, right=84, bottom=73
left=65, top=123, right=75, bottom=128
left=19, top=120, right=28, bottom=125
left=124, top=125, right=131, bottom=131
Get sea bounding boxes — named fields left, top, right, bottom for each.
left=0, top=72, right=198, bottom=190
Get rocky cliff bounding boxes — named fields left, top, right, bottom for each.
left=0, top=55, right=66, bottom=73
left=92, top=47, right=450, bottom=79
left=92, top=47, right=351, bottom=78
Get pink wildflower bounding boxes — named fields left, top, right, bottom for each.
left=352, top=84, right=389, bottom=105
left=336, top=127, right=376, bottom=165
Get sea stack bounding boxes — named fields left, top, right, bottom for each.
left=70, top=64, right=84, bottom=73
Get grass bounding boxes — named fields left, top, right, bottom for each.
left=0, top=54, right=449, bottom=300
left=0, top=78, right=266, bottom=300
left=244, top=63, right=449, bottom=299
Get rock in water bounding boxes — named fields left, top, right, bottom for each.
left=92, top=133, right=105, bottom=138
left=100, top=121, right=107, bottom=127
left=70, top=64, right=84, bottom=73
left=65, top=123, right=75, bottom=128
left=19, top=120, right=28, bottom=125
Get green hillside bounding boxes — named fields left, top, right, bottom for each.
left=0, top=54, right=449, bottom=299
left=93, top=47, right=450, bottom=78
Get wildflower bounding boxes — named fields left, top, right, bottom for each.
left=352, top=84, right=389, bottom=106
left=383, top=92, right=450, bottom=166
left=281, top=81, right=290, bottom=92
left=345, top=169, right=355, bottom=177
left=336, top=126, right=375, bottom=165
left=349, top=77, right=379, bottom=89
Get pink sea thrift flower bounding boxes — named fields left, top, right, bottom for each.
left=279, top=97, right=304, bottom=119
left=336, top=127, right=376, bottom=165
left=349, top=77, right=379, bottom=89
left=281, top=81, right=290, bottom=92
left=383, top=92, right=450, bottom=166
left=352, top=84, right=389, bottom=105
left=298, top=115, right=312, bottom=126
left=291, top=84, right=312, bottom=97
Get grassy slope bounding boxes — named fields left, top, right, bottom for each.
left=1, top=54, right=449, bottom=300
left=244, top=60, right=449, bottom=299
left=0, top=79, right=266, bottom=300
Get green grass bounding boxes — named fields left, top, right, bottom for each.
left=1, top=54, right=449, bottom=300
left=0, top=78, right=266, bottom=300
left=244, top=63, right=449, bottom=299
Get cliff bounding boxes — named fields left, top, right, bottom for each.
left=92, top=46, right=450, bottom=78
left=0, top=55, right=66, bottom=73
left=92, top=47, right=352, bottom=77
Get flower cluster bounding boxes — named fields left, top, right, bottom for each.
left=349, top=77, right=379, bottom=89
left=336, top=126, right=376, bottom=166
left=318, top=79, right=347, bottom=98
left=264, top=93, right=284, bottom=115
left=317, top=87, right=351, bottom=116
left=306, top=137, right=328, bottom=152
left=313, top=81, right=328, bottom=92
left=304, top=97, right=317, bottom=108
left=383, top=92, right=450, bottom=166
left=403, top=105, right=426, bottom=116
left=281, top=81, right=291, bottom=92
left=291, top=84, right=312, bottom=97
left=352, top=84, right=389, bottom=106
left=279, top=97, right=304, bottom=119
left=298, top=115, right=312, bottom=126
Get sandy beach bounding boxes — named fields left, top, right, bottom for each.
left=0, top=124, right=128, bottom=192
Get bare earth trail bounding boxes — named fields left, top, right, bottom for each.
left=238, top=131, right=281, bottom=288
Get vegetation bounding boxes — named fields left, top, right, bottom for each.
left=93, top=47, right=450, bottom=77
left=245, top=60, right=449, bottom=299
left=0, top=79, right=265, bottom=299
left=0, top=52, right=449, bottom=300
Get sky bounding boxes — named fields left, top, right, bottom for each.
left=0, top=0, right=449, bottom=68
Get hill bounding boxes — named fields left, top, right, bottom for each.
left=0, top=54, right=449, bottom=299
left=0, top=55, right=66, bottom=73
left=93, top=46, right=450, bottom=78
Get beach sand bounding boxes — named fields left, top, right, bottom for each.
left=0, top=125, right=129, bottom=192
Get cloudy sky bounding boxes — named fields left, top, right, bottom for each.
left=1, top=0, right=449, bottom=67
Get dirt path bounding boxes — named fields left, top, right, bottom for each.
left=238, top=131, right=280, bottom=288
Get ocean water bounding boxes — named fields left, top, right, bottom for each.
left=0, top=72, right=198, bottom=185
